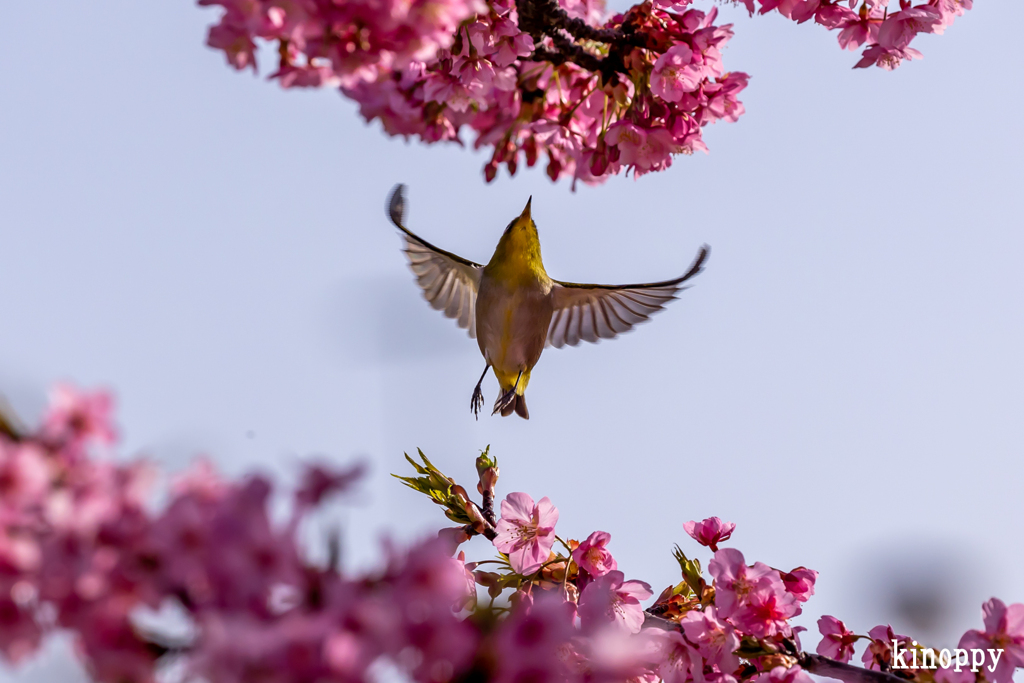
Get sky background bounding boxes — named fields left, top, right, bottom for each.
left=1, top=1, right=1022, bottom=680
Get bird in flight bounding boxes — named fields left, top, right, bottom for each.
left=386, top=185, right=709, bottom=420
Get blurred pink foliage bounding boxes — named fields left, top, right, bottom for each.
left=0, top=385, right=1019, bottom=683
left=196, top=0, right=970, bottom=185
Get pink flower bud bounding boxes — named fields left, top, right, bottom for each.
left=683, top=516, right=735, bottom=551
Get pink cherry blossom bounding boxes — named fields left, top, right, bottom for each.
left=651, top=45, right=703, bottom=102
left=489, top=18, right=535, bottom=67
left=854, top=43, right=923, bottom=70
left=861, top=624, right=912, bottom=671
left=816, top=615, right=857, bottom=663
left=572, top=531, right=618, bottom=577
left=708, top=548, right=799, bottom=638
left=683, top=517, right=736, bottom=551
left=781, top=566, right=817, bottom=602
left=734, top=582, right=800, bottom=637
left=680, top=607, right=740, bottom=673
left=707, top=548, right=780, bottom=618
left=578, top=570, right=653, bottom=634
left=958, top=598, right=1024, bottom=683
left=935, top=0, right=972, bottom=29
left=193, top=0, right=968, bottom=185
left=703, top=73, right=749, bottom=124
left=877, top=6, right=943, bottom=49
left=493, top=492, right=558, bottom=575
left=604, top=123, right=677, bottom=177
left=560, top=0, right=607, bottom=24
left=754, top=665, right=815, bottom=683
left=834, top=6, right=883, bottom=50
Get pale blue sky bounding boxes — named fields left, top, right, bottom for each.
left=1, top=2, right=1022, bottom=680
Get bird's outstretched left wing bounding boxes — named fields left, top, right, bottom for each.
left=546, top=245, right=709, bottom=348
left=387, top=184, right=483, bottom=337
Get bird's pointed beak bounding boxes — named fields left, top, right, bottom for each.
left=521, top=196, right=532, bottom=221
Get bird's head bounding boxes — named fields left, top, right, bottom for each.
left=483, top=194, right=548, bottom=274
left=501, top=196, right=537, bottom=238
left=489, top=196, right=544, bottom=271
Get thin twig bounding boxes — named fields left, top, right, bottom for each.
left=800, top=654, right=910, bottom=683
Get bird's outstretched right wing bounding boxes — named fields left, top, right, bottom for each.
left=387, top=184, right=483, bottom=338
left=546, top=245, right=709, bottom=348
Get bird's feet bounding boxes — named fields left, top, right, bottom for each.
left=492, top=388, right=516, bottom=416
left=471, top=385, right=485, bottom=420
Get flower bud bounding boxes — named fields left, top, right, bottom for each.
left=524, top=137, right=538, bottom=167
left=546, top=156, right=562, bottom=181
left=476, top=451, right=499, bottom=495
left=450, top=483, right=472, bottom=508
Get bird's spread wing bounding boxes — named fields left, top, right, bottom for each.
left=387, top=184, right=483, bottom=338
left=546, top=245, right=709, bottom=348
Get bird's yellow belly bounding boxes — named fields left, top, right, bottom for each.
left=476, top=276, right=553, bottom=394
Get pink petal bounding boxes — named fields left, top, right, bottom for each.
left=501, top=492, right=536, bottom=523
left=534, top=496, right=559, bottom=529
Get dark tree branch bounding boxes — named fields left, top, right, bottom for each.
left=516, top=0, right=646, bottom=79
left=481, top=488, right=495, bottom=527
left=800, top=654, right=910, bottom=683
left=462, top=501, right=498, bottom=541
left=518, top=0, right=647, bottom=46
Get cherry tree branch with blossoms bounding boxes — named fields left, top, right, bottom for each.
left=196, top=0, right=971, bottom=186
left=1, top=384, right=1020, bottom=683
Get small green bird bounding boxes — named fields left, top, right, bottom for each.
left=386, top=184, right=709, bottom=420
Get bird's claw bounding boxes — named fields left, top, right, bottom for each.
left=471, top=386, right=485, bottom=420
left=491, top=389, right=516, bottom=416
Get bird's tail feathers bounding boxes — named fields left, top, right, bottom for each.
left=514, top=394, right=529, bottom=419
left=500, top=394, right=529, bottom=419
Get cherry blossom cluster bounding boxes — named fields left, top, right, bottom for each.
left=2, top=386, right=1020, bottom=683
left=736, top=0, right=971, bottom=70
left=195, top=0, right=969, bottom=185
left=401, top=451, right=1024, bottom=683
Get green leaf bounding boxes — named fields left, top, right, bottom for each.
left=392, top=450, right=474, bottom=525
left=673, top=544, right=705, bottom=596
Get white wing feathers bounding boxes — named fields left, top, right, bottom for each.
left=546, top=245, right=709, bottom=349
left=388, top=184, right=483, bottom=338
left=402, top=235, right=481, bottom=337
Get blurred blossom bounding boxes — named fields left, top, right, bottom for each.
left=578, top=570, right=653, bottom=634
left=1, top=384, right=1021, bottom=683
left=42, top=384, right=117, bottom=453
